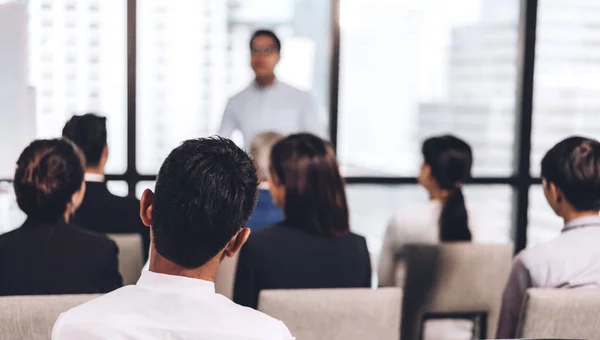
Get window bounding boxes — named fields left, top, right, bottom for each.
left=337, top=0, right=520, bottom=177
left=136, top=0, right=332, bottom=174
left=530, top=0, right=600, bottom=175
left=0, top=0, right=128, bottom=178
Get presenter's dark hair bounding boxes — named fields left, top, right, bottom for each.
left=422, top=135, right=473, bottom=242
left=541, top=136, right=600, bottom=211
left=14, top=139, right=85, bottom=222
left=151, top=137, right=259, bottom=269
left=270, top=133, right=349, bottom=237
left=62, top=113, right=107, bottom=167
left=249, top=29, right=281, bottom=51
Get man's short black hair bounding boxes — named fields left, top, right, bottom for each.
left=62, top=113, right=107, bottom=167
left=152, top=137, right=259, bottom=269
left=249, top=29, right=281, bottom=51
left=541, top=136, right=600, bottom=211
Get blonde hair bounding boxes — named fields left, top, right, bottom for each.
left=250, top=132, right=284, bottom=182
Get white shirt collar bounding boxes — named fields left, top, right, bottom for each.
left=84, top=173, right=105, bottom=182
left=137, top=271, right=215, bottom=298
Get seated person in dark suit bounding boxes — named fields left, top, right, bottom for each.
left=234, top=133, right=372, bottom=309
left=0, top=138, right=122, bottom=295
left=246, top=131, right=284, bottom=230
left=62, top=113, right=149, bottom=260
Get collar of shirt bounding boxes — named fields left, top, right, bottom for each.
left=137, top=271, right=215, bottom=299
left=251, top=78, right=279, bottom=92
left=562, top=215, right=600, bottom=233
left=84, top=173, right=105, bottom=182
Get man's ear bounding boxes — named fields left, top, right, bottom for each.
left=140, top=189, right=154, bottom=228
left=223, top=228, right=251, bottom=258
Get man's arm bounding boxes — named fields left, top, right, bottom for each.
left=219, top=101, right=238, bottom=139
left=299, top=94, right=328, bottom=139
left=496, top=256, right=533, bottom=339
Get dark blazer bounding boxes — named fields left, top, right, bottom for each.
left=246, top=189, right=283, bottom=231
left=233, top=221, right=372, bottom=309
left=72, top=181, right=150, bottom=260
left=0, top=219, right=123, bottom=296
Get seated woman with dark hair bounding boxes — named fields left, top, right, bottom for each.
left=0, top=139, right=122, bottom=296
left=378, top=135, right=478, bottom=287
left=233, top=133, right=371, bottom=309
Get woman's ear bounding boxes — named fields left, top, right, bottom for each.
left=70, top=181, right=87, bottom=212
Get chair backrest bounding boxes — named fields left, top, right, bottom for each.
left=214, top=253, right=239, bottom=299
left=107, top=233, right=144, bottom=285
left=517, top=288, right=600, bottom=339
left=0, top=294, right=99, bottom=340
left=400, top=243, right=513, bottom=340
left=259, top=288, right=402, bottom=340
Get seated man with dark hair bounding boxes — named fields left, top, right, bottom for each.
left=62, top=113, right=149, bottom=259
left=53, top=137, right=293, bottom=340
left=497, top=136, right=600, bottom=339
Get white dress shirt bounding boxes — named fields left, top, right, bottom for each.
left=219, top=80, right=326, bottom=149
left=52, top=271, right=294, bottom=340
left=496, top=215, right=600, bottom=339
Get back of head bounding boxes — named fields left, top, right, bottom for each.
left=152, top=137, right=259, bottom=269
left=62, top=113, right=107, bottom=167
left=249, top=131, right=284, bottom=182
left=14, top=139, right=85, bottom=223
left=270, top=133, right=349, bottom=237
left=422, top=135, right=473, bottom=242
left=541, top=136, right=600, bottom=211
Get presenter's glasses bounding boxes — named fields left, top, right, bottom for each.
left=251, top=46, right=279, bottom=56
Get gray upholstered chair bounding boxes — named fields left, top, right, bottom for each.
left=214, top=253, right=239, bottom=299
left=107, top=233, right=144, bottom=285
left=0, top=294, right=99, bottom=340
left=517, top=288, right=600, bottom=339
left=399, top=243, right=513, bottom=340
left=258, top=288, right=402, bottom=340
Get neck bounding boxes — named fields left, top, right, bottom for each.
left=64, top=210, right=71, bottom=223
left=86, top=166, right=104, bottom=176
left=429, top=189, right=448, bottom=201
left=149, top=247, right=220, bottom=282
left=563, top=210, right=599, bottom=225
left=255, top=74, right=276, bottom=88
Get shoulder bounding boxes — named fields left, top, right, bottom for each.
left=515, top=236, right=566, bottom=271
left=217, top=296, right=293, bottom=338
left=277, top=81, right=310, bottom=97
left=227, top=84, right=254, bottom=106
left=66, top=224, right=117, bottom=251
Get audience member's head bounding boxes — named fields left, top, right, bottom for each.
left=14, top=139, right=86, bottom=223
left=269, top=133, right=349, bottom=237
left=62, top=113, right=108, bottom=172
left=249, top=131, right=284, bottom=183
left=140, top=137, right=258, bottom=272
left=420, top=135, right=473, bottom=242
left=541, top=136, right=600, bottom=217
left=249, top=29, right=281, bottom=80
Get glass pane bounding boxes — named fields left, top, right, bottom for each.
left=136, top=181, right=156, bottom=200
left=338, top=0, right=520, bottom=176
left=106, top=181, right=128, bottom=198
left=0, top=1, right=127, bottom=177
left=346, top=184, right=513, bottom=264
left=0, top=181, right=26, bottom=235
left=136, top=0, right=331, bottom=174
left=527, top=185, right=562, bottom=247
left=530, top=0, right=600, bottom=175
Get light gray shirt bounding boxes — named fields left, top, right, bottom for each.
left=496, top=215, right=600, bottom=339
left=219, top=80, right=327, bottom=149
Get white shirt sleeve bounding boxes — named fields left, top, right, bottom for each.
left=299, top=94, right=328, bottom=139
left=496, top=256, right=533, bottom=339
left=219, top=100, right=238, bottom=139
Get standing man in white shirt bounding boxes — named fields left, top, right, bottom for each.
left=53, top=137, right=294, bottom=340
left=219, top=29, right=327, bottom=149
left=496, top=136, right=600, bottom=339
